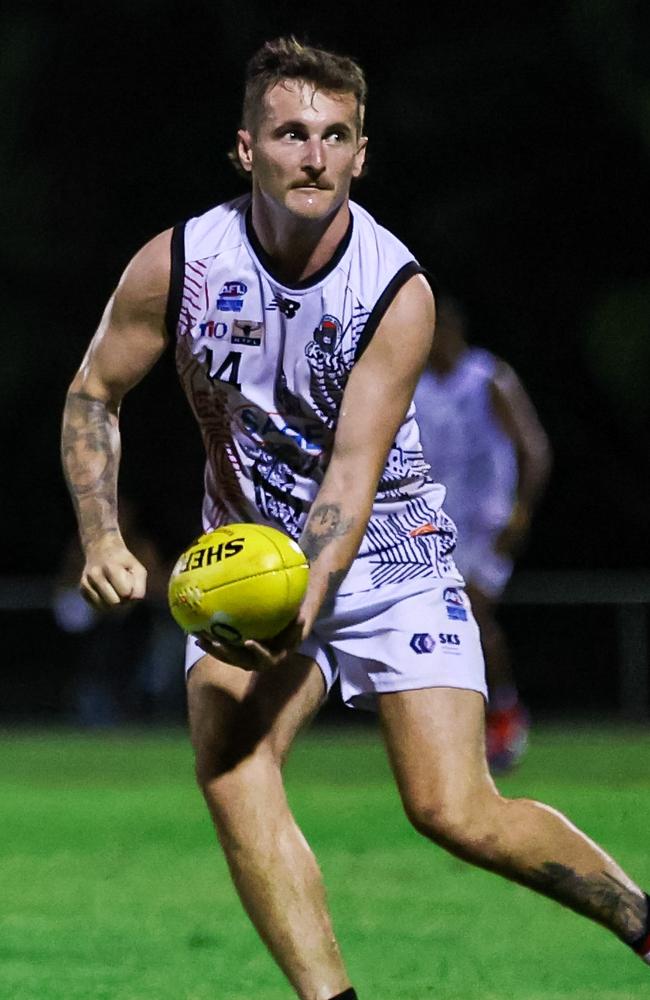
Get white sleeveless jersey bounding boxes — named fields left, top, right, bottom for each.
left=167, top=194, right=460, bottom=593
left=414, top=348, right=517, bottom=536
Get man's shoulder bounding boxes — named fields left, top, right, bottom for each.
left=349, top=200, right=417, bottom=260
left=347, top=200, right=422, bottom=305
left=183, top=194, right=251, bottom=263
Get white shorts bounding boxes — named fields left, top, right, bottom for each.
left=453, top=532, right=513, bottom=600
left=184, top=577, right=487, bottom=711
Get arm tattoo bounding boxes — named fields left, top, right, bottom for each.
left=529, top=862, right=647, bottom=941
left=322, top=568, right=347, bottom=613
left=61, top=391, right=120, bottom=547
left=300, top=503, right=355, bottom=563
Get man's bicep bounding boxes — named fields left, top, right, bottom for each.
left=332, top=274, right=435, bottom=472
left=69, top=229, right=173, bottom=405
left=73, top=299, right=168, bottom=405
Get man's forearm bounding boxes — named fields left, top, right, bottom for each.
left=299, top=490, right=372, bottom=619
left=60, top=390, right=121, bottom=550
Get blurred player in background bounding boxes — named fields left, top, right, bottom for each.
left=61, top=35, right=650, bottom=1000
left=414, top=292, right=552, bottom=772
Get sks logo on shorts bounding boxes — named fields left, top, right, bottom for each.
left=217, top=281, right=248, bottom=312
left=443, top=587, right=468, bottom=621
left=179, top=538, right=245, bottom=573
left=409, top=633, right=436, bottom=654
left=438, top=632, right=461, bottom=648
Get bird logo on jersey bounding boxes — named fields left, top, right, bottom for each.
left=304, top=315, right=353, bottom=428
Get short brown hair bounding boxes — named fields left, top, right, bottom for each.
left=229, top=36, right=367, bottom=175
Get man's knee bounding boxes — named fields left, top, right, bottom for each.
left=194, top=737, right=248, bottom=794
left=188, top=652, right=324, bottom=792
left=191, top=696, right=283, bottom=806
left=193, top=730, right=285, bottom=859
left=188, top=660, right=277, bottom=784
left=404, top=788, right=503, bottom=858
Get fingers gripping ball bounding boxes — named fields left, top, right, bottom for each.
left=168, top=524, right=309, bottom=644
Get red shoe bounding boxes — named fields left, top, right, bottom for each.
left=632, top=931, right=650, bottom=965
left=486, top=703, right=530, bottom=774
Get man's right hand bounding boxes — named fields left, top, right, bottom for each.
left=80, top=534, right=148, bottom=611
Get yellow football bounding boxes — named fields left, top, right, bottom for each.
left=167, top=523, right=309, bottom=643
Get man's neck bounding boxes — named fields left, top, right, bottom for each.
left=250, top=194, right=351, bottom=285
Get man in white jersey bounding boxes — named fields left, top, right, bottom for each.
left=61, top=36, right=650, bottom=1000
left=414, top=293, right=552, bottom=772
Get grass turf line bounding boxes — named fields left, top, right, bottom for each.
left=1, top=723, right=649, bottom=999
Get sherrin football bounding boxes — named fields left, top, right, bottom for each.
left=167, top=523, right=309, bottom=644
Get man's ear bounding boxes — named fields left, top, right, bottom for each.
left=352, top=136, right=368, bottom=179
left=237, top=129, right=253, bottom=173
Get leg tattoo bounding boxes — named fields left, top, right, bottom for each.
left=529, top=863, right=647, bottom=943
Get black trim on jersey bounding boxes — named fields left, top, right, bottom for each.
left=165, top=221, right=186, bottom=338
left=245, top=207, right=354, bottom=290
left=354, top=260, right=425, bottom=361
left=424, top=268, right=439, bottom=298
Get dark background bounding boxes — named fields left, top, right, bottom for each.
left=1, top=1, right=649, bottom=720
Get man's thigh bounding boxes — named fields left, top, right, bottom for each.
left=187, top=653, right=326, bottom=776
left=307, top=582, right=487, bottom=711
left=378, top=687, right=494, bottom=814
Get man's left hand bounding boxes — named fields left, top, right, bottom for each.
left=196, top=618, right=305, bottom=672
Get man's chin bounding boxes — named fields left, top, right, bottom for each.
left=284, top=188, right=336, bottom=220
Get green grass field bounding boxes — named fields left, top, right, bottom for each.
left=2, top=721, right=650, bottom=999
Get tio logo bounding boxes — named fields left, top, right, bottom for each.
left=410, top=633, right=436, bottom=655
left=198, top=320, right=228, bottom=339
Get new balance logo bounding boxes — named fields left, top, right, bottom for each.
left=268, top=295, right=300, bottom=318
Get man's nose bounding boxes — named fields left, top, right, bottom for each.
left=301, top=138, right=325, bottom=173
